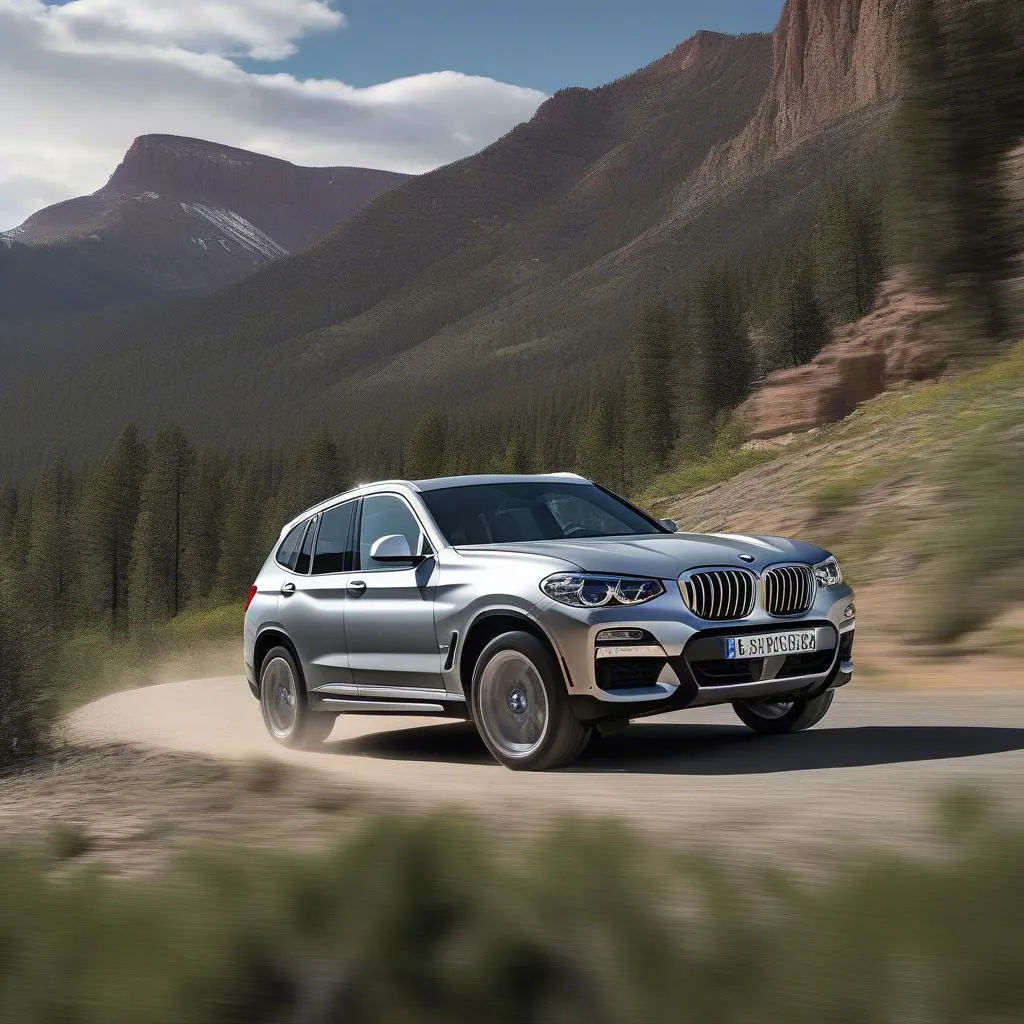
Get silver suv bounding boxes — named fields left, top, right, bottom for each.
left=244, top=474, right=856, bottom=770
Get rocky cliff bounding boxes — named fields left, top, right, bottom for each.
left=693, top=0, right=906, bottom=188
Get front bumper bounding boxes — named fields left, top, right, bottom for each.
left=535, top=581, right=855, bottom=723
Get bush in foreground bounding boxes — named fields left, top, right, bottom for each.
left=916, top=406, right=1024, bottom=642
left=0, top=577, right=55, bottom=767
left=0, top=802, right=1022, bottom=1023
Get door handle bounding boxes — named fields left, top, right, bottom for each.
left=281, top=582, right=296, bottom=596
left=347, top=580, right=367, bottom=597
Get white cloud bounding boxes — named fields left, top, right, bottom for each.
left=0, top=0, right=547, bottom=229
left=49, top=0, right=345, bottom=60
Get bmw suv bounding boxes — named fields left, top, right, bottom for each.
left=244, top=474, right=855, bottom=771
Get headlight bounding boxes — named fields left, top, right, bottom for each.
left=540, top=573, right=665, bottom=608
left=813, top=556, right=843, bottom=587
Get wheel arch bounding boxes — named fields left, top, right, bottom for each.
left=253, top=627, right=304, bottom=696
left=458, top=610, right=570, bottom=704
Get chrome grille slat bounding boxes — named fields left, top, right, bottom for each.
left=682, top=569, right=755, bottom=621
left=764, top=564, right=815, bottom=617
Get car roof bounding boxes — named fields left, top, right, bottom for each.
left=279, top=473, right=592, bottom=535
left=410, top=472, right=590, bottom=492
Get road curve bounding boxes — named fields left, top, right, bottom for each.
left=69, top=679, right=1024, bottom=854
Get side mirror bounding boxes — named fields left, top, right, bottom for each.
left=369, top=534, right=420, bottom=565
left=659, top=519, right=679, bottom=533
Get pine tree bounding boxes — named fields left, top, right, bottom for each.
left=816, top=182, right=886, bottom=324
left=690, top=268, right=755, bottom=427
left=128, top=427, right=195, bottom=624
left=215, top=460, right=261, bottom=602
left=493, top=431, right=528, bottom=474
left=77, top=425, right=146, bottom=629
left=575, top=386, right=619, bottom=488
left=626, top=306, right=677, bottom=473
left=295, top=427, right=346, bottom=510
left=181, top=448, right=225, bottom=607
left=24, top=458, right=76, bottom=631
left=778, top=255, right=831, bottom=366
left=404, top=410, right=448, bottom=479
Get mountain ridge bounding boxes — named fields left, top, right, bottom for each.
left=0, top=0, right=903, bottom=475
left=1, top=136, right=411, bottom=321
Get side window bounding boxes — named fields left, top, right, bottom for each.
left=275, top=521, right=306, bottom=571
left=357, top=495, right=426, bottom=571
left=295, top=515, right=319, bottom=574
left=312, top=503, right=356, bottom=575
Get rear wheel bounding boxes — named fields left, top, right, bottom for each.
left=733, top=689, right=835, bottom=735
left=471, top=631, right=591, bottom=771
left=259, top=646, right=336, bottom=750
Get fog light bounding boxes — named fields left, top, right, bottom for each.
left=596, top=629, right=646, bottom=643
left=844, top=603, right=856, bottom=620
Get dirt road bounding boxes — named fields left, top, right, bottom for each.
left=67, top=678, right=1024, bottom=857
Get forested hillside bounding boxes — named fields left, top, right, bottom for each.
left=1, top=0, right=1022, bottom=765
left=0, top=4, right=893, bottom=476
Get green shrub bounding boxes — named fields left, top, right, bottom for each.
left=915, top=410, right=1024, bottom=642
left=0, top=805, right=1022, bottom=1023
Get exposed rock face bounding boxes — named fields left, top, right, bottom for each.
left=740, top=272, right=948, bottom=439
left=694, top=0, right=906, bottom=187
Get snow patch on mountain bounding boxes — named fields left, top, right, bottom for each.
left=180, top=202, right=289, bottom=261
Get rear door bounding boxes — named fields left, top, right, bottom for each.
left=277, top=500, right=358, bottom=690
left=344, top=493, right=443, bottom=690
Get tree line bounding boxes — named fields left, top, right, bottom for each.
left=2, top=0, right=1023, bottom=761
left=0, top=163, right=895, bottom=644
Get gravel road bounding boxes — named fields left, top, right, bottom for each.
left=67, top=679, right=1024, bottom=857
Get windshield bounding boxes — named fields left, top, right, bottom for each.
left=419, top=482, right=667, bottom=545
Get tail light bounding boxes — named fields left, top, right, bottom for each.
left=244, top=584, right=258, bottom=613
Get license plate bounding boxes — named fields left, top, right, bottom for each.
left=725, top=630, right=816, bottom=659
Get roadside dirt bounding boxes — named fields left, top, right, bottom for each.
left=0, top=744, right=378, bottom=878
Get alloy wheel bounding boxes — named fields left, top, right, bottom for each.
left=476, top=650, right=551, bottom=760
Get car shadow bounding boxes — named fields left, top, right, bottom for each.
left=325, top=721, right=1024, bottom=775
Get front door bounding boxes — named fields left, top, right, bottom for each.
left=344, top=493, right=443, bottom=690
left=277, top=501, right=357, bottom=690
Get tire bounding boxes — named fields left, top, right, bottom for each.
left=470, top=631, right=591, bottom=771
left=259, top=645, right=336, bottom=750
left=733, top=689, right=835, bottom=735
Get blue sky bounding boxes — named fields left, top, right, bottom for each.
left=1, top=0, right=784, bottom=228
left=247, top=1, right=784, bottom=93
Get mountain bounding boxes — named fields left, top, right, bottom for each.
left=694, top=0, right=904, bottom=190
left=0, top=0, right=906, bottom=476
left=0, top=136, right=410, bottom=322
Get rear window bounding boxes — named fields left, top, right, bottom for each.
left=295, top=515, right=318, bottom=574
left=275, top=521, right=306, bottom=570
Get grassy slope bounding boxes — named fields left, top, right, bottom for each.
left=642, top=343, right=1024, bottom=675
left=55, top=604, right=244, bottom=712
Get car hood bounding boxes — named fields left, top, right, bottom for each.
left=464, top=533, right=830, bottom=578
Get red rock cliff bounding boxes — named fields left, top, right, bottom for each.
left=696, top=0, right=906, bottom=184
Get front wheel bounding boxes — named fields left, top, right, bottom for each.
left=471, top=631, right=591, bottom=771
left=733, top=689, right=835, bottom=735
left=259, top=645, right=336, bottom=750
